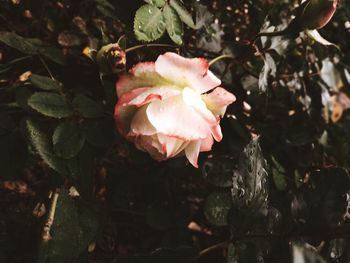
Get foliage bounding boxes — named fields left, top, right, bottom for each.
left=1, top=0, right=350, bottom=262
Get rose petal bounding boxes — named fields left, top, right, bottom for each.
left=114, top=87, right=149, bottom=135
left=134, top=135, right=166, bottom=160
left=129, top=105, right=157, bottom=136
left=185, top=141, right=201, bottom=168
left=201, top=87, right=236, bottom=117
left=128, top=86, right=181, bottom=107
left=157, top=134, right=189, bottom=158
left=199, top=135, right=214, bottom=152
left=182, top=87, right=223, bottom=141
left=155, top=52, right=221, bottom=94
left=116, top=62, right=169, bottom=97
left=146, top=93, right=212, bottom=141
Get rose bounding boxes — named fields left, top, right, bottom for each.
left=114, top=52, right=235, bottom=167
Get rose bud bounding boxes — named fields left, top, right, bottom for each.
left=114, top=52, right=236, bottom=168
left=297, top=0, right=338, bottom=30
left=257, top=0, right=338, bottom=44
left=96, top=43, right=126, bottom=74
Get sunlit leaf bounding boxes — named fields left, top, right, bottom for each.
left=163, top=4, right=183, bottom=45
left=134, top=4, right=166, bottom=42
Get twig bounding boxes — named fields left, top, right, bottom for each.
left=199, top=240, right=231, bottom=257
left=185, top=241, right=230, bottom=263
left=41, top=189, right=59, bottom=242
left=38, top=55, right=55, bottom=80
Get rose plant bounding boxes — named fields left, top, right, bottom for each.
left=114, top=52, right=235, bottom=167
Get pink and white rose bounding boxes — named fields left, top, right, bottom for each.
left=114, top=52, right=235, bottom=167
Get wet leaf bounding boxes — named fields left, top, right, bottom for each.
left=231, top=137, right=268, bottom=215
left=134, top=4, right=166, bottom=42
left=163, top=4, right=183, bottom=45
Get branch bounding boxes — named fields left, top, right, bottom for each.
left=41, top=189, right=59, bottom=241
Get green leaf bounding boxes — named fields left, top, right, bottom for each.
left=0, top=32, right=37, bottom=54
left=271, top=156, right=287, bottom=191
left=26, top=118, right=67, bottom=174
left=29, top=74, right=62, bottom=91
left=134, top=4, right=166, bottom=42
left=144, top=0, right=166, bottom=7
left=38, top=189, right=99, bottom=263
left=169, top=0, right=196, bottom=29
left=163, top=4, right=184, bottom=45
left=0, top=33, right=65, bottom=64
left=53, top=122, right=85, bottom=159
left=28, top=92, right=73, bottom=118
left=204, top=191, right=232, bottom=226
left=72, top=95, right=104, bottom=119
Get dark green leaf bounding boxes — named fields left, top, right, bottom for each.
left=204, top=191, right=232, bottom=226
left=72, top=95, right=104, bottom=118
left=163, top=4, right=184, bottom=45
left=26, top=118, right=67, bottom=174
left=28, top=92, right=73, bottom=118
left=29, top=74, right=62, bottom=91
left=53, top=122, right=85, bottom=159
left=271, top=156, right=287, bottom=191
left=0, top=32, right=37, bottom=54
left=134, top=4, right=166, bottom=42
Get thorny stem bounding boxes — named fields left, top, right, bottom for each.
left=209, top=54, right=236, bottom=67
left=41, top=189, right=59, bottom=241
left=125, top=44, right=177, bottom=53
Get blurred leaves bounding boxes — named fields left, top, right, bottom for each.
left=204, top=191, right=232, bottom=226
